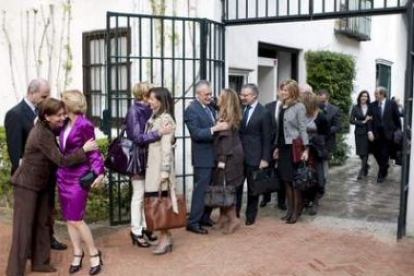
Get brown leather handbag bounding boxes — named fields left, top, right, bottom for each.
left=144, top=181, right=187, bottom=231
left=292, top=137, right=304, bottom=163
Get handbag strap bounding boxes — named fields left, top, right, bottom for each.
left=157, top=178, right=179, bottom=214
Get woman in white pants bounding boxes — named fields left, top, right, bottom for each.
left=125, top=82, right=172, bottom=247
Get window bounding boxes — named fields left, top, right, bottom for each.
left=334, top=0, right=373, bottom=41
left=376, top=60, right=392, bottom=96
left=82, top=28, right=131, bottom=126
left=228, top=69, right=251, bottom=94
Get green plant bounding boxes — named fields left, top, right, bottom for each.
left=305, top=50, right=355, bottom=166
left=96, top=138, right=108, bottom=159
left=0, top=127, right=13, bottom=208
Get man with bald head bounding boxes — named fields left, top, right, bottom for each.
left=5, top=79, right=50, bottom=174
left=4, top=78, right=67, bottom=251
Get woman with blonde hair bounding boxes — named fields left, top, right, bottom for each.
left=57, top=90, right=104, bottom=275
left=300, top=91, right=329, bottom=216
left=125, top=82, right=173, bottom=248
left=274, top=80, right=308, bottom=224
left=212, top=88, right=244, bottom=234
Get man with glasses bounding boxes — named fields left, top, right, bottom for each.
left=237, top=83, right=272, bottom=226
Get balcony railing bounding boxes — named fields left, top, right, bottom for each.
left=335, top=16, right=372, bottom=41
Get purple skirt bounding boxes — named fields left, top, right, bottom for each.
left=57, top=169, right=89, bottom=221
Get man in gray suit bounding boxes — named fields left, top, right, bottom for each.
left=184, top=80, right=228, bottom=234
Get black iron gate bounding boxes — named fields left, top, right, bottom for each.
left=105, top=12, right=225, bottom=225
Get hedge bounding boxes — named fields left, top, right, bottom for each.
left=305, top=50, right=356, bottom=166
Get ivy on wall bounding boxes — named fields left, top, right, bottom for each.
left=305, top=50, right=356, bottom=166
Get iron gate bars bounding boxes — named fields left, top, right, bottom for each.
left=398, top=1, right=414, bottom=239
left=105, top=12, right=225, bottom=225
left=224, top=0, right=407, bottom=25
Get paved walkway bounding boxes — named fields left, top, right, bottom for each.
left=1, top=157, right=412, bottom=276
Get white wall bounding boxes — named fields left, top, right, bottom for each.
left=0, top=0, right=218, bottom=125
left=226, top=15, right=406, bottom=103
left=258, top=65, right=275, bottom=103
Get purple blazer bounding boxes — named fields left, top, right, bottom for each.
left=125, top=101, right=161, bottom=175
left=57, top=114, right=104, bottom=221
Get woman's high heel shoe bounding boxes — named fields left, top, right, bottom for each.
left=89, top=250, right=103, bottom=276
left=152, top=242, right=173, bottom=255
left=142, top=229, right=158, bottom=244
left=130, top=231, right=150, bottom=247
left=69, top=252, right=84, bottom=274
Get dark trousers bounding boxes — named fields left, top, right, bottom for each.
left=187, top=167, right=213, bottom=227
left=314, top=158, right=325, bottom=196
left=262, top=184, right=286, bottom=205
left=47, top=172, right=57, bottom=239
left=236, top=165, right=260, bottom=222
left=373, top=129, right=391, bottom=177
left=7, top=186, right=51, bottom=276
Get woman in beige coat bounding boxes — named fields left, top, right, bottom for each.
left=144, top=87, right=177, bottom=255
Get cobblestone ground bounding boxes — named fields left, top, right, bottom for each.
left=1, top=157, right=413, bottom=276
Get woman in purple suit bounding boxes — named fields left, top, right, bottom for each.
left=57, top=90, right=104, bottom=275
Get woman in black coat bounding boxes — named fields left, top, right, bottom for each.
left=349, top=90, right=372, bottom=179
left=301, top=91, right=330, bottom=216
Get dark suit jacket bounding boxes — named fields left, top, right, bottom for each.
left=4, top=100, right=36, bottom=174
left=11, top=121, right=87, bottom=192
left=240, top=103, right=272, bottom=167
left=349, top=105, right=369, bottom=135
left=184, top=100, right=216, bottom=168
left=265, top=100, right=281, bottom=150
left=367, top=99, right=402, bottom=141
left=322, top=104, right=342, bottom=153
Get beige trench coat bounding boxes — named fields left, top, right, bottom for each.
left=144, top=112, right=178, bottom=212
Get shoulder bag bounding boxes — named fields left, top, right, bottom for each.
left=204, top=169, right=236, bottom=208
left=144, top=180, right=187, bottom=231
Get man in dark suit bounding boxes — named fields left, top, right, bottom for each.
left=261, top=83, right=286, bottom=210
left=237, top=83, right=272, bottom=225
left=316, top=89, right=342, bottom=198
left=184, top=80, right=228, bottom=234
left=367, top=86, right=402, bottom=183
left=4, top=78, right=67, bottom=250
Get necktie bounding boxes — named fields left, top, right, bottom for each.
left=243, top=105, right=251, bottom=127
left=379, top=102, right=383, bottom=118
left=204, top=106, right=214, bottom=125
left=34, top=107, right=38, bottom=116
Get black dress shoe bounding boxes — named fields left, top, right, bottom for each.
left=51, top=236, right=68, bottom=250
left=69, top=252, right=84, bottom=274
left=245, top=218, right=255, bottom=226
left=32, top=264, right=57, bottom=273
left=259, top=200, right=268, bottom=208
left=186, top=225, right=208, bottom=234
left=89, top=250, right=103, bottom=276
left=377, top=177, right=384, bottom=183
left=200, top=219, right=214, bottom=227
left=277, top=203, right=287, bottom=211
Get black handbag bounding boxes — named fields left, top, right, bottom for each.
left=104, top=127, right=135, bottom=175
left=79, top=170, right=97, bottom=190
left=204, top=169, right=236, bottom=208
left=249, top=167, right=280, bottom=196
left=293, top=161, right=316, bottom=191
